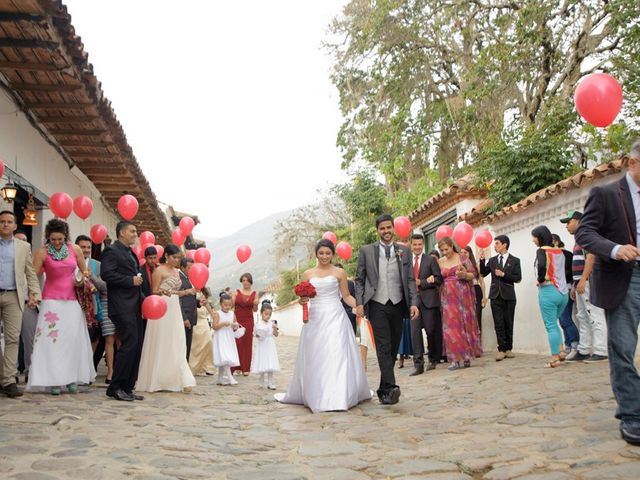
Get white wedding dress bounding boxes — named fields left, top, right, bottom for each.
left=275, top=276, right=371, bottom=413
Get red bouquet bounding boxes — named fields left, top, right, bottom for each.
left=294, top=281, right=317, bottom=323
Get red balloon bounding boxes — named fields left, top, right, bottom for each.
left=154, top=245, right=164, bottom=260
left=73, top=195, right=93, bottom=220
left=117, top=194, right=138, bottom=220
left=188, top=263, right=210, bottom=289
left=185, top=249, right=196, bottom=260
left=89, top=224, right=107, bottom=244
left=236, top=245, right=252, bottom=263
left=172, top=228, right=185, bottom=246
left=0, top=159, right=4, bottom=178
left=179, top=216, right=195, bottom=236
left=336, top=241, right=353, bottom=261
left=322, top=231, right=337, bottom=245
left=574, top=73, right=623, bottom=128
left=435, top=225, right=453, bottom=241
left=394, top=216, right=411, bottom=239
left=452, top=222, right=474, bottom=249
left=475, top=230, right=493, bottom=249
left=194, top=247, right=211, bottom=265
left=139, top=231, right=155, bottom=246
left=49, top=192, right=73, bottom=219
left=142, top=295, right=167, bottom=320
left=132, top=245, right=143, bottom=260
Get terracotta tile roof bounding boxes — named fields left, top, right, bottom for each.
left=460, top=157, right=627, bottom=226
left=0, top=0, right=171, bottom=241
left=409, top=173, right=487, bottom=226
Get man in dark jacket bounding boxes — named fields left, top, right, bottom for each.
left=178, top=258, right=198, bottom=360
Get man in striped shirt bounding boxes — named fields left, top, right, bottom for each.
left=562, top=210, right=608, bottom=362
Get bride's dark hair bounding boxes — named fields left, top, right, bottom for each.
left=315, top=239, right=335, bottom=255
left=159, top=243, right=181, bottom=264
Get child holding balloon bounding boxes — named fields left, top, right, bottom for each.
left=212, top=292, right=241, bottom=385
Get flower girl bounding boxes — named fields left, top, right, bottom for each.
left=251, top=300, right=280, bottom=389
left=212, top=291, right=240, bottom=386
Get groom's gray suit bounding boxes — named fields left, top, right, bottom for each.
left=355, top=242, right=417, bottom=399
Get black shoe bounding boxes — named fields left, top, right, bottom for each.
left=566, top=352, right=591, bottom=362
left=106, top=388, right=134, bottom=401
left=382, top=386, right=401, bottom=405
left=105, top=378, right=111, bottom=385
left=2, top=383, right=23, bottom=398
left=409, top=367, right=424, bottom=376
left=584, top=354, right=608, bottom=363
left=620, top=421, right=640, bottom=446
left=426, top=361, right=437, bottom=371
left=128, top=392, right=144, bottom=401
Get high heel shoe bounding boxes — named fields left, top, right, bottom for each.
left=67, top=383, right=78, bottom=393
left=463, top=360, right=471, bottom=368
left=51, top=387, right=61, bottom=395
left=448, top=362, right=461, bottom=371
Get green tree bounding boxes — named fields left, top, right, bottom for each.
left=327, top=0, right=640, bottom=203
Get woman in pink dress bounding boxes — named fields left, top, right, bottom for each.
left=27, top=219, right=96, bottom=394
left=437, top=237, right=481, bottom=370
left=231, top=273, right=259, bottom=375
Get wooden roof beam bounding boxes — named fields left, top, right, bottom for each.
left=10, top=82, right=83, bottom=92
left=0, top=13, right=47, bottom=22
left=70, top=152, right=118, bottom=159
left=57, top=140, right=117, bottom=148
left=0, top=61, right=72, bottom=72
left=0, top=38, right=58, bottom=50
left=47, top=129, right=108, bottom=135
left=40, top=115, right=101, bottom=123
left=25, top=102, right=95, bottom=109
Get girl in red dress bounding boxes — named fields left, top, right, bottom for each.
left=232, top=273, right=259, bottom=375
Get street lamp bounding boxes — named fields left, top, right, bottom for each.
left=0, top=181, right=18, bottom=202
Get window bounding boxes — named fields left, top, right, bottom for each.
left=421, top=210, right=457, bottom=253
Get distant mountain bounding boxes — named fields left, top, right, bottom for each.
left=198, top=209, right=297, bottom=295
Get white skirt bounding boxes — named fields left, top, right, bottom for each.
left=212, top=326, right=239, bottom=367
left=136, top=295, right=196, bottom=392
left=251, top=336, right=280, bottom=373
left=27, top=299, right=96, bottom=389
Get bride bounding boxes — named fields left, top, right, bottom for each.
left=275, top=239, right=371, bottom=413
left=136, top=244, right=196, bottom=392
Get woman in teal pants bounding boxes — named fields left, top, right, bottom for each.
left=532, top=226, right=569, bottom=368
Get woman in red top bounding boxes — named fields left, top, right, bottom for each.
left=232, top=273, right=259, bottom=375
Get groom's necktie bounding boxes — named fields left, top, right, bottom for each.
left=384, top=244, right=391, bottom=260
left=498, top=255, right=504, bottom=269
left=414, top=255, right=420, bottom=279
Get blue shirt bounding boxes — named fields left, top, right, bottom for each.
left=0, top=237, right=17, bottom=290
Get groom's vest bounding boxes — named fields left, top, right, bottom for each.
left=372, top=248, right=403, bottom=305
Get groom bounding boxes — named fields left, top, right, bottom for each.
left=355, top=214, right=419, bottom=405
left=101, top=221, right=144, bottom=402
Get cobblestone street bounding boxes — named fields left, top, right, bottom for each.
left=1, top=336, right=639, bottom=480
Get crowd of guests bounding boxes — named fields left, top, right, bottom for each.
left=0, top=216, right=279, bottom=400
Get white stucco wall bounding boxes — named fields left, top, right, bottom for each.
left=476, top=173, right=624, bottom=354
left=272, top=301, right=304, bottom=337
left=0, top=89, right=119, bottom=246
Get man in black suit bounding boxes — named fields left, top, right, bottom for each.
left=408, top=234, right=443, bottom=375
left=178, top=257, right=198, bottom=360
left=479, top=235, right=522, bottom=361
left=355, top=214, right=419, bottom=405
left=101, top=221, right=144, bottom=402
left=575, top=140, right=640, bottom=446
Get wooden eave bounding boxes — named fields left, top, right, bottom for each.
left=0, top=0, right=171, bottom=242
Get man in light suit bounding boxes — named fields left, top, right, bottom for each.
left=0, top=211, right=40, bottom=398
left=408, top=234, right=443, bottom=375
left=575, top=140, right=640, bottom=446
left=355, top=214, right=419, bottom=405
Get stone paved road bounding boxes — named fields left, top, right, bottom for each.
left=1, top=336, right=639, bottom=480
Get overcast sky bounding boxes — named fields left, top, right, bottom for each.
left=64, top=0, right=350, bottom=238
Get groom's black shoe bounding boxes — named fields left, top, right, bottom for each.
left=381, top=386, right=401, bottom=405
left=426, top=361, right=437, bottom=371
left=620, top=421, right=640, bottom=446
left=130, top=393, right=144, bottom=401
left=409, top=367, right=424, bottom=376
left=107, top=388, right=134, bottom=401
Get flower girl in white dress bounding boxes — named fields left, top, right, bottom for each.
left=251, top=300, right=280, bottom=389
left=212, top=292, right=240, bottom=386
